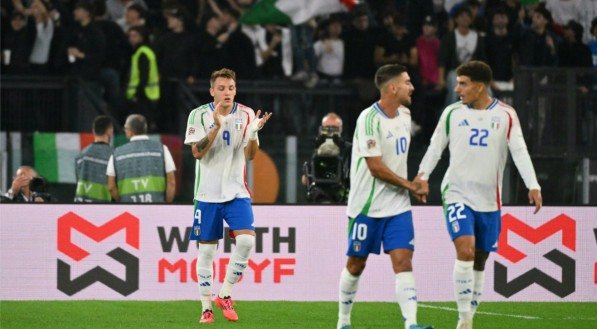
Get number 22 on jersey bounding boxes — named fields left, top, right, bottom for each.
left=469, top=128, right=488, bottom=147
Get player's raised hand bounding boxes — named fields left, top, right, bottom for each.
left=528, top=189, right=542, bottom=214
left=254, top=109, right=272, bottom=129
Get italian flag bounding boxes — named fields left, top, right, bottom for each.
left=241, top=0, right=359, bottom=25
left=33, top=133, right=183, bottom=184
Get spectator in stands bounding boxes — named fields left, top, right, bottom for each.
left=416, top=15, right=443, bottom=140
left=589, top=18, right=597, bottom=68
left=3, top=165, right=38, bottom=202
left=259, top=24, right=292, bottom=79
left=487, top=8, right=515, bottom=92
left=545, top=0, right=583, bottom=34
left=106, top=0, right=147, bottom=30
left=196, top=14, right=225, bottom=78
left=517, top=4, right=558, bottom=66
left=126, top=26, right=159, bottom=132
left=218, top=7, right=257, bottom=80
left=438, top=6, right=486, bottom=105
left=374, top=11, right=417, bottom=70
left=27, top=0, right=55, bottom=74
left=67, top=1, right=106, bottom=82
left=290, top=19, right=319, bottom=88
left=74, top=115, right=114, bottom=202
left=94, top=0, right=129, bottom=122
left=124, top=3, right=147, bottom=32
left=314, top=16, right=344, bottom=82
left=558, top=20, right=592, bottom=72
left=342, top=5, right=377, bottom=81
left=155, top=7, right=196, bottom=83
left=580, top=0, right=597, bottom=43
left=107, top=114, right=176, bottom=203
left=2, top=12, right=34, bottom=74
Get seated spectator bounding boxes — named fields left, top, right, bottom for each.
left=314, top=17, right=344, bottom=82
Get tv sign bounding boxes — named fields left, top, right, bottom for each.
left=494, top=214, right=576, bottom=298
left=56, top=212, right=140, bottom=296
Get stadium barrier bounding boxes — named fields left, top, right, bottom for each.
left=0, top=204, right=595, bottom=302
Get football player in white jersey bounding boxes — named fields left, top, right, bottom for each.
left=416, top=61, right=542, bottom=329
left=337, top=64, right=432, bottom=329
left=184, top=68, right=272, bottom=324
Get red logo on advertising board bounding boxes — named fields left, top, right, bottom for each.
left=498, top=213, right=576, bottom=262
left=494, top=214, right=576, bottom=298
left=57, top=212, right=140, bottom=296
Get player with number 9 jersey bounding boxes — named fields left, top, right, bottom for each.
left=185, top=101, right=256, bottom=203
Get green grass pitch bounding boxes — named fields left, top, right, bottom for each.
left=1, top=301, right=596, bottom=328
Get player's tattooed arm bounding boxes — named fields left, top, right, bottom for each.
left=194, top=137, right=210, bottom=151
left=191, top=125, right=220, bottom=159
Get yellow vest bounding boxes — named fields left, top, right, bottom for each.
left=127, top=45, right=160, bottom=101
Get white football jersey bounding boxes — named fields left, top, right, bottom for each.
left=347, top=103, right=412, bottom=218
left=419, top=99, right=540, bottom=212
left=184, top=102, right=257, bottom=202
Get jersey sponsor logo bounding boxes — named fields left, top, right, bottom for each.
left=235, top=118, right=243, bottom=131
left=187, top=127, right=195, bottom=135
left=56, top=212, right=140, bottom=296
left=366, top=139, right=376, bottom=149
left=458, top=119, right=470, bottom=127
left=494, top=214, right=576, bottom=298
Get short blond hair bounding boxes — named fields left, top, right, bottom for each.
left=210, top=68, right=236, bottom=87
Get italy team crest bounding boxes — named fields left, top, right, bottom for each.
left=235, top=119, right=243, bottom=131
left=491, top=117, right=501, bottom=130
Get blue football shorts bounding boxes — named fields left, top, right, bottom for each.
left=346, top=210, right=414, bottom=257
left=444, top=202, right=501, bottom=252
left=189, top=198, right=255, bottom=241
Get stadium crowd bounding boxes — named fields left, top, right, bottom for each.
left=1, top=0, right=596, bottom=136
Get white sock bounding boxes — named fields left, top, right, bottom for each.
left=453, top=260, right=474, bottom=321
left=196, top=243, right=217, bottom=312
left=396, top=272, right=418, bottom=328
left=218, top=234, right=254, bottom=298
left=338, top=267, right=360, bottom=328
left=471, top=270, right=485, bottom=317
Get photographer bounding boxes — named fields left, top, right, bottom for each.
left=2, top=165, right=50, bottom=202
left=302, top=112, right=352, bottom=203
left=28, top=176, right=54, bottom=202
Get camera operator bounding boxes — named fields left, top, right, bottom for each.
left=302, top=112, right=352, bottom=203
left=29, top=176, right=54, bottom=202
left=3, top=166, right=38, bottom=202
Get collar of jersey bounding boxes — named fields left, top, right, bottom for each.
left=209, top=102, right=238, bottom=114
left=373, top=102, right=391, bottom=118
left=466, top=97, right=498, bottom=110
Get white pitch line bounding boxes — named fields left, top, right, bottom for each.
left=418, top=303, right=542, bottom=320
